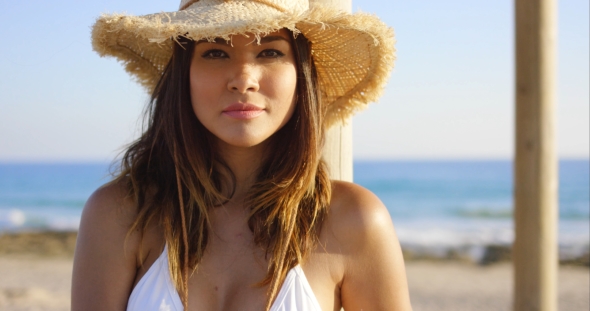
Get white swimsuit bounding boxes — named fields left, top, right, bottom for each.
left=126, top=246, right=322, bottom=311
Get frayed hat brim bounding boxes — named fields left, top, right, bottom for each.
left=91, top=0, right=395, bottom=127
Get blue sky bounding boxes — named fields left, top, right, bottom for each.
left=0, top=0, right=588, bottom=161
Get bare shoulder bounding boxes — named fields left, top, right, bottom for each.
left=327, top=180, right=413, bottom=311
left=71, top=179, right=141, bottom=311
left=77, top=179, right=140, bottom=253
left=82, top=180, right=137, bottom=232
left=327, top=180, right=393, bottom=252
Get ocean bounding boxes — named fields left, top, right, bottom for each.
left=1, top=160, right=588, bottom=261
left=354, top=160, right=589, bottom=261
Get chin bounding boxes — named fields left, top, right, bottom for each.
left=216, top=134, right=273, bottom=149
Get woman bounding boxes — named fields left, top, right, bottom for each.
left=72, top=0, right=412, bottom=310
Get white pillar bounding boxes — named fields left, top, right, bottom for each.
left=311, top=0, right=354, bottom=182
left=323, top=124, right=353, bottom=181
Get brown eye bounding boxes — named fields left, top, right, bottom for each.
left=202, top=49, right=228, bottom=59
left=258, top=49, right=284, bottom=58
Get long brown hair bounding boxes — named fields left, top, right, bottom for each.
left=115, top=31, right=331, bottom=310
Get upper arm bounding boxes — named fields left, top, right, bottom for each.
left=71, top=182, right=140, bottom=311
left=331, top=182, right=412, bottom=311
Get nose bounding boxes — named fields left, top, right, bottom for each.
left=227, top=63, right=260, bottom=94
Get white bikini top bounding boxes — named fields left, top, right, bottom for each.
left=126, top=245, right=322, bottom=311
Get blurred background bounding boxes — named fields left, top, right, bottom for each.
left=0, top=0, right=588, bottom=310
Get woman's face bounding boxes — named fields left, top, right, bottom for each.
left=189, top=29, right=297, bottom=149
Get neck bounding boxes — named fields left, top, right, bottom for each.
left=215, top=140, right=269, bottom=203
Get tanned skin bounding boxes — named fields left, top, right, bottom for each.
left=72, top=30, right=412, bottom=311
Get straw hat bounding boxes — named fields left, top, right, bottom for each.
left=91, top=0, right=395, bottom=127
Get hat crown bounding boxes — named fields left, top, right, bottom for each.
left=179, top=0, right=309, bottom=13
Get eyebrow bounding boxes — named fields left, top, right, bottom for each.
left=195, top=35, right=290, bottom=46
left=259, top=36, right=290, bottom=44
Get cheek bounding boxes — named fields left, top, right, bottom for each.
left=284, top=66, right=298, bottom=96
left=284, top=67, right=299, bottom=117
left=189, top=79, right=204, bottom=121
left=189, top=67, right=218, bottom=119
left=190, top=68, right=208, bottom=100
left=268, top=66, right=298, bottom=112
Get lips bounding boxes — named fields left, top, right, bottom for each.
left=222, top=103, right=264, bottom=119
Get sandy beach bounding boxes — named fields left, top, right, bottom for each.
left=1, top=232, right=588, bottom=311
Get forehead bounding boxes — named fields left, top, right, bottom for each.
left=196, top=29, right=292, bottom=46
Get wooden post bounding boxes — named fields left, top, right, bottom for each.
left=323, top=123, right=353, bottom=181
left=311, top=0, right=354, bottom=182
left=514, top=0, right=558, bottom=310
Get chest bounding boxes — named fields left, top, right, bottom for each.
left=133, top=222, right=343, bottom=311
left=184, top=241, right=341, bottom=311
left=185, top=237, right=269, bottom=311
